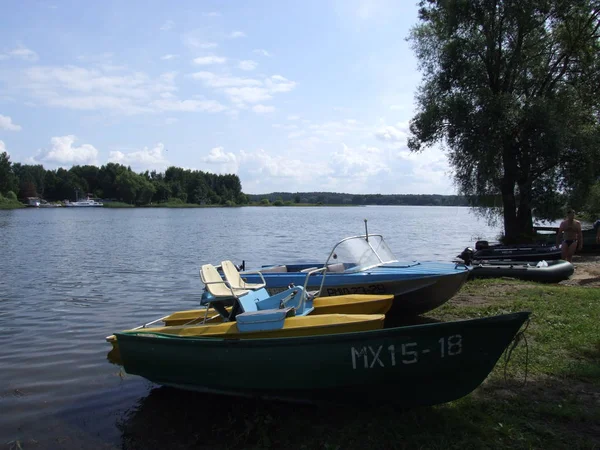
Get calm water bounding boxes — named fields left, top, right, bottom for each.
left=0, top=206, right=501, bottom=449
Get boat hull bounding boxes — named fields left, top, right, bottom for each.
left=239, top=263, right=471, bottom=316
left=114, top=312, right=530, bottom=407
left=468, top=260, right=574, bottom=283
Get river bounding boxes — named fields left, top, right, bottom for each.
left=0, top=205, right=502, bottom=448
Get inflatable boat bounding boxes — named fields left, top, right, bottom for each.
left=463, top=241, right=562, bottom=262
left=467, top=259, right=574, bottom=283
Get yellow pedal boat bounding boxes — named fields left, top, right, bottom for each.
left=109, top=313, right=384, bottom=341
left=107, top=312, right=385, bottom=365
left=162, top=294, right=393, bottom=326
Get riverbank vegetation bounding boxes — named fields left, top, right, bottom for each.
left=247, top=192, right=469, bottom=206
left=0, top=191, right=24, bottom=209
left=117, top=275, right=599, bottom=450
left=0, top=151, right=247, bottom=207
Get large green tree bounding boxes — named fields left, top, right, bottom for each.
left=0, top=152, right=18, bottom=195
left=408, top=0, right=600, bottom=242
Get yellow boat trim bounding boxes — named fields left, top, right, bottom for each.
left=113, top=313, right=384, bottom=340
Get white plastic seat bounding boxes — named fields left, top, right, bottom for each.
left=200, top=263, right=248, bottom=298
left=221, top=260, right=266, bottom=290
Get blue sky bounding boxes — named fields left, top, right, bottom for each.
left=0, top=0, right=454, bottom=195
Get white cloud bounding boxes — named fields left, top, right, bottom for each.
left=202, top=11, right=221, bottom=17
left=233, top=149, right=333, bottom=194
left=182, top=31, right=218, bottom=49
left=204, top=146, right=237, bottom=164
left=224, top=87, right=272, bottom=104
left=31, top=135, right=99, bottom=167
left=203, top=147, right=239, bottom=173
left=160, top=54, right=179, bottom=61
left=190, top=71, right=261, bottom=87
left=374, top=122, right=408, bottom=143
left=253, top=49, right=271, bottom=57
left=192, top=72, right=296, bottom=107
left=308, top=119, right=366, bottom=138
left=397, top=146, right=453, bottom=193
left=287, top=115, right=300, bottom=121
left=238, top=60, right=257, bottom=71
left=0, top=114, right=22, bottom=131
left=15, top=65, right=226, bottom=115
left=288, top=130, right=306, bottom=139
left=252, top=104, right=275, bottom=113
left=150, top=98, right=227, bottom=113
left=228, top=31, right=246, bottom=39
left=331, top=143, right=389, bottom=178
left=108, top=143, right=170, bottom=171
left=160, top=20, right=175, bottom=31
left=0, top=140, right=6, bottom=155
left=0, top=46, right=39, bottom=62
left=192, top=55, right=227, bottom=65
left=265, top=75, right=296, bottom=93
left=165, top=117, right=178, bottom=124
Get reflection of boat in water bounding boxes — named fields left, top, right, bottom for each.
left=232, top=224, right=471, bottom=316
left=107, top=261, right=530, bottom=408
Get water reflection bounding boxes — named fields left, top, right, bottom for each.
left=117, top=386, right=322, bottom=450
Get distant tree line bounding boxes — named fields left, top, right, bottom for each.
left=0, top=152, right=247, bottom=206
left=247, top=192, right=470, bottom=206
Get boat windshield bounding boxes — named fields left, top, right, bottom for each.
left=324, top=234, right=398, bottom=272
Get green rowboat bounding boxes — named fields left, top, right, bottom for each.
left=113, top=311, right=530, bottom=407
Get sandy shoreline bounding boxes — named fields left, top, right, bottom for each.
left=560, top=254, right=600, bottom=287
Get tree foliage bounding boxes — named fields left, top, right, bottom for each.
left=3, top=160, right=246, bottom=206
left=247, top=192, right=469, bottom=206
left=0, top=152, right=19, bottom=195
left=408, top=0, right=600, bottom=241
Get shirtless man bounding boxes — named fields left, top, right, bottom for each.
left=556, top=209, right=583, bottom=263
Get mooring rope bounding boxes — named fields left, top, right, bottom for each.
left=503, top=317, right=530, bottom=385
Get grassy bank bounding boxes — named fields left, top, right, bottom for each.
left=117, top=278, right=599, bottom=450
left=0, top=192, right=25, bottom=209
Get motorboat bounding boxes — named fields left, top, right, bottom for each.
left=228, top=227, right=471, bottom=316
left=64, top=196, right=104, bottom=207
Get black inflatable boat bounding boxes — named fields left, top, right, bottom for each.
left=466, top=241, right=562, bottom=262
left=467, top=259, right=574, bottom=283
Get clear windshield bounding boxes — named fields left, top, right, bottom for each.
left=325, top=235, right=398, bottom=272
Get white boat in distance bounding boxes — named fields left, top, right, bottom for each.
left=64, top=196, right=104, bottom=207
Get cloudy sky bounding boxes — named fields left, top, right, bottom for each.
left=0, top=0, right=455, bottom=195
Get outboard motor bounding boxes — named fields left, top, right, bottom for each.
left=458, top=247, right=475, bottom=265
left=475, top=240, right=489, bottom=250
